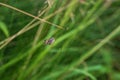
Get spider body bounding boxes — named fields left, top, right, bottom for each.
left=44, top=37, right=55, bottom=45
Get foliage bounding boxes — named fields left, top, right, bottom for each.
left=0, top=0, right=120, bottom=80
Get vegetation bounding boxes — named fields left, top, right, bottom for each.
left=0, top=0, right=120, bottom=80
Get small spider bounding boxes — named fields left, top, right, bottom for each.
left=44, top=37, right=55, bottom=45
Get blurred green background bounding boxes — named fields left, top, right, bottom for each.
left=0, top=0, right=120, bottom=80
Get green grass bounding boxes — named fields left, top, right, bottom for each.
left=0, top=0, right=120, bottom=80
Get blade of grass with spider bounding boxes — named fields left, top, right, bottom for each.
left=0, top=3, right=69, bottom=50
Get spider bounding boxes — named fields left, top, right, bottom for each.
left=44, top=37, right=55, bottom=45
